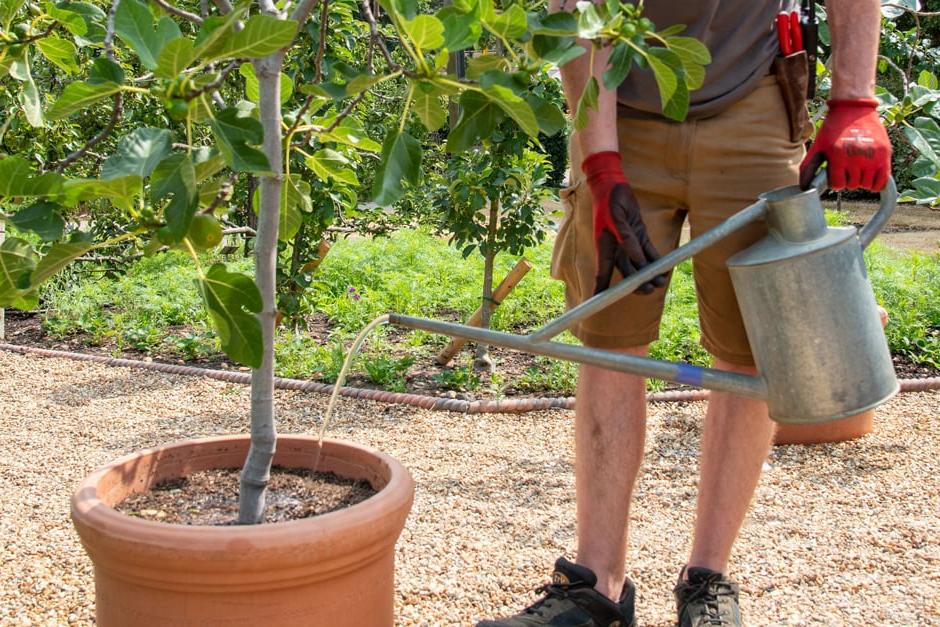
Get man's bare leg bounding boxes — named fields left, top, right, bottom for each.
left=687, top=358, right=776, bottom=574
left=575, top=345, right=649, bottom=600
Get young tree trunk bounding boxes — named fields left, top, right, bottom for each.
left=284, top=223, right=308, bottom=331
left=289, top=222, right=306, bottom=280
left=238, top=56, right=284, bottom=525
left=244, top=176, right=257, bottom=258
left=474, top=197, right=499, bottom=372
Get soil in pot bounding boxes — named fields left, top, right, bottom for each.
left=116, top=466, right=376, bottom=525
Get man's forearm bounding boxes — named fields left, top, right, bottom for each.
left=549, top=0, right=618, bottom=156
left=826, top=0, right=880, bottom=99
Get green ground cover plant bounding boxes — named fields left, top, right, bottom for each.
left=37, top=227, right=940, bottom=393
left=868, top=242, right=940, bottom=368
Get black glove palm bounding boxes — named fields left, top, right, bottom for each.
left=592, top=182, right=667, bottom=296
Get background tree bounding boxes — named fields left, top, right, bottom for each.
left=431, top=116, right=555, bottom=371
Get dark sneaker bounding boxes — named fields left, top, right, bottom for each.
left=475, top=557, right=636, bottom=627
left=674, top=566, right=742, bottom=627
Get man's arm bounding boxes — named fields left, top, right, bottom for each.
left=827, top=0, right=880, bottom=99
left=548, top=0, right=666, bottom=294
left=800, top=0, right=891, bottom=190
left=549, top=0, right=617, bottom=155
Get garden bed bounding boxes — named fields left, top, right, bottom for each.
left=5, top=225, right=939, bottom=400
left=5, top=307, right=938, bottom=397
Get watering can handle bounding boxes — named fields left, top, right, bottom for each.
left=809, top=169, right=898, bottom=250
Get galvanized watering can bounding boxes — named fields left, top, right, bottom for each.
left=389, top=171, right=899, bottom=425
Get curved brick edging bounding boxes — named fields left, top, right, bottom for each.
left=1, top=342, right=937, bottom=413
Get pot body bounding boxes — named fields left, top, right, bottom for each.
left=71, top=435, right=415, bottom=626
left=773, top=410, right=874, bottom=445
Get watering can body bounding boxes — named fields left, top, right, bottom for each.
left=728, top=185, right=898, bottom=424
left=388, top=173, right=900, bottom=426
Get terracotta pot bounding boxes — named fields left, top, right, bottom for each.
left=774, top=307, right=888, bottom=446
left=773, top=410, right=874, bottom=445
left=71, top=435, right=414, bottom=626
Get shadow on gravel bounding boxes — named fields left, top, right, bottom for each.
left=770, top=441, right=909, bottom=485
left=44, top=371, right=181, bottom=406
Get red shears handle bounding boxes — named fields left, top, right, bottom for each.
left=776, top=12, right=793, bottom=55
left=790, top=11, right=803, bottom=51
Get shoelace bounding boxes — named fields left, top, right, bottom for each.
left=681, top=574, right=735, bottom=626
left=523, top=583, right=572, bottom=617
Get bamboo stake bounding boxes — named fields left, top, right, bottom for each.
left=300, top=239, right=331, bottom=273
left=436, top=257, right=533, bottom=366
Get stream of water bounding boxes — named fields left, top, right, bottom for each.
left=311, top=314, right=391, bottom=471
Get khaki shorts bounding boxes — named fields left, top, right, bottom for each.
left=550, top=76, right=805, bottom=366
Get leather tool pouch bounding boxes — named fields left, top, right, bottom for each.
left=773, top=50, right=812, bottom=143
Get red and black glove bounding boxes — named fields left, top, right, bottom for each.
left=799, top=98, right=892, bottom=191
left=582, top=151, right=666, bottom=295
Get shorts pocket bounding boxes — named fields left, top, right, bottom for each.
left=550, top=178, right=583, bottom=282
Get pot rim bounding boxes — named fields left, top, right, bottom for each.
left=71, top=434, right=415, bottom=550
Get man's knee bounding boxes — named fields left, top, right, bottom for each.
left=577, top=344, right=651, bottom=397
left=713, top=356, right=758, bottom=376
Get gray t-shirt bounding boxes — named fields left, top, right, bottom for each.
left=618, top=0, right=783, bottom=119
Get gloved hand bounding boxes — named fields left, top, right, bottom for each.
left=581, top=151, right=667, bottom=295
left=799, top=99, right=892, bottom=191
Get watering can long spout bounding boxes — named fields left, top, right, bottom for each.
left=389, top=171, right=899, bottom=424
left=387, top=313, right=770, bottom=399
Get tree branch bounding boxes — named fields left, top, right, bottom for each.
left=878, top=54, right=909, bottom=93
left=15, top=25, right=56, bottom=44
left=223, top=226, right=257, bottom=236
left=258, top=0, right=281, bottom=16
left=285, top=8, right=382, bottom=142
left=211, top=0, right=233, bottom=13
left=314, top=0, right=329, bottom=82
left=149, top=0, right=204, bottom=24
left=906, top=9, right=922, bottom=83
left=201, top=173, right=238, bottom=215
left=104, top=0, right=121, bottom=61
left=323, top=92, right=367, bottom=133
left=222, top=216, right=255, bottom=235
left=183, top=61, right=240, bottom=99
left=52, top=93, right=124, bottom=172
left=291, top=0, right=320, bottom=26
left=285, top=95, right=317, bottom=137
left=882, top=3, right=940, bottom=16
left=361, top=0, right=398, bottom=70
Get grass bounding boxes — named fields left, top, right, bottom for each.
left=42, top=252, right=239, bottom=349
left=36, top=227, right=940, bottom=394
left=867, top=243, right=940, bottom=368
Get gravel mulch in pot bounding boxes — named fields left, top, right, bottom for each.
left=1, top=350, right=938, bottom=626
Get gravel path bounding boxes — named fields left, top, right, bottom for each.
left=1, top=350, right=938, bottom=626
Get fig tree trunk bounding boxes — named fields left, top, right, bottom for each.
left=238, top=56, right=284, bottom=525
left=474, top=197, right=499, bottom=372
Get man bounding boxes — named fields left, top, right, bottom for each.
left=477, top=1, right=891, bottom=626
